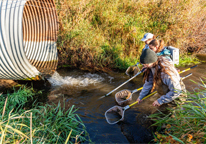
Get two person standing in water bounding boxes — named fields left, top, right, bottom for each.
left=128, top=33, right=185, bottom=107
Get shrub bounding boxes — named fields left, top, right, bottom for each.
left=55, top=0, right=206, bottom=70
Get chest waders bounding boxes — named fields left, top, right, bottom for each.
left=155, top=78, right=187, bottom=104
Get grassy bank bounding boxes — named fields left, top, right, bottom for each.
left=0, top=87, right=90, bottom=143
left=149, top=81, right=206, bottom=143
left=178, top=54, right=200, bottom=67
left=55, top=0, right=206, bottom=71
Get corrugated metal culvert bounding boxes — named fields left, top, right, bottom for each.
left=0, top=0, right=59, bottom=80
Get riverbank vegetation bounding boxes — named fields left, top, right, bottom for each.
left=178, top=55, right=200, bottom=67
left=150, top=81, right=206, bottom=143
left=55, top=0, right=206, bottom=71
left=0, top=86, right=89, bottom=143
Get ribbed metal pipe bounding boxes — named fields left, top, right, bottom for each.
left=0, top=0, right=59, bottom=80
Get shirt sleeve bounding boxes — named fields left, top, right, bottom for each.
left=138, top=71, right=153, bottom=100
left=157, top=74, right=182, bottom=105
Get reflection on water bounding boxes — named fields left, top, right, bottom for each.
left=46, top=64, right=206, bottom=143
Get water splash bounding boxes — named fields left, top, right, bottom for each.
left=48, top=72, right=105, bottom=87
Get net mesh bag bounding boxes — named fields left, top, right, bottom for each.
left=125, top=66, right=139, bottom=76
left=105, top=106, right=124, bottom=124
left=115, top=89, right=132, bottom=105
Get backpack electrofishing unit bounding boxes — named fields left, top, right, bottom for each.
left=167, top=46, right=179, bottom=65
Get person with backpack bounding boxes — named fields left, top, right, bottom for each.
left=149, top=39, right=181, bottom=72
left=136, top=49, right=186, bottom=106
left=148, top=39, right=171, bottom=60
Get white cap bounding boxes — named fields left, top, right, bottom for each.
left=141, top=33, right=154, bottom=41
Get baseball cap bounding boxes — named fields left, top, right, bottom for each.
left=141, top=33, right=154, bottom=41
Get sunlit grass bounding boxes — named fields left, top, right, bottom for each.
left=149, top=79, right=206, bottom=143
left=177, top=54, right=201, bottom=67
left=0, top=87, right=90, bottom=143
left=55, top=0, right=206, bottom=71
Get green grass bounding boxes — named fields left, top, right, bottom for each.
left=0, top=87, right=90, bottom=143
left=149, top=79, right=206, bottom=143
left=177, top=54, right=201, bottom=67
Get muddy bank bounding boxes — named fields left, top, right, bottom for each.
left=0, top=79, right=17, bottom=91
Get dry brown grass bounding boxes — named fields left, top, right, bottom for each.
left=55, top=0, right=206, bottom=70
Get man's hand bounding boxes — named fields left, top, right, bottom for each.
left=136, top=98, right=143, bottom=104
left=153, top=100, right=160, bottom=107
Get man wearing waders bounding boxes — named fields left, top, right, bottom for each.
left=136, top=49, right=186, bottom=106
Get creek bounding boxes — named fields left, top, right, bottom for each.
left=22, top=63, right=206, bottom=143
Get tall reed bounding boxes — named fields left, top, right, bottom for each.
left=0, top=87, right=90, bottom=143
left=149, top=80, right=206, bottom=143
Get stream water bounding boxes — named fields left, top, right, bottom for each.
left=35, top=63, right=206, bottom=143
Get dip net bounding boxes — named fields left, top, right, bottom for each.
left=105, top=106, right=125, bottom=124
left=125, top=66, right=139, bottom=76
left=115, top=89, right=132, bottom=105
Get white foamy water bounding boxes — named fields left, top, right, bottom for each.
left=48, top=72, right=106, bottom=87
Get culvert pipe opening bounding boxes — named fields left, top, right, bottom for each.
left=0, top=0, right=59, bottom=80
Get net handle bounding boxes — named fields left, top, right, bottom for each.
left=100, top=68, right=146, bottom=98
left=131, top=87, right=143, bottom=93
left=178, top=65, right=197, bottom=74
left=101, top=65, right=197, bottom=99
left=129, top=91, right=157, bottom=107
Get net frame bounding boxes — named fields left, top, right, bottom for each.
left=125, top=65, right=140, bottom=76
left=105, top=105, right=125, bottom=124
left=115, top=89, right=132, bottom=105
